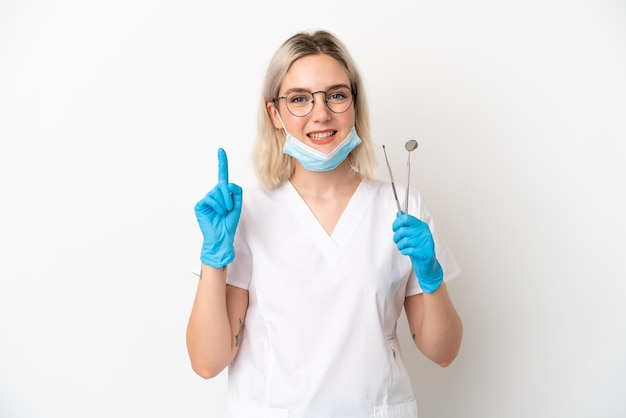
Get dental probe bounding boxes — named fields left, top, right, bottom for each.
left=382, top=145, right=402, bottom=214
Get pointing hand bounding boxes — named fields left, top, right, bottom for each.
left=194, top=148, right=243, bottom=268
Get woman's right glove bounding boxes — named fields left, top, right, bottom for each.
left=194, top=148, right=242, bottom=268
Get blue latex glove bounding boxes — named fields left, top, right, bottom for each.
left=392, top=213, right=443, bottom=293
left=194, top=148, right=242, bottom=268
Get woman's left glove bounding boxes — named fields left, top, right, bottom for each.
left=194, top=148, right=242, bottom=268
left=392, top=213, right=443, bottom=293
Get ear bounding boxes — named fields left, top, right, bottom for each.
left=267, top=101, right=284, bottom=130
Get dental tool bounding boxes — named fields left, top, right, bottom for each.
left=404, top=140, right=418, bottom=213
left=382, top=145, right=402, bottom=214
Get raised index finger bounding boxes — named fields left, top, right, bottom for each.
left=217, top=148, right=228, bottom=183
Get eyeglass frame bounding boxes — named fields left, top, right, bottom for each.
left=272, top=86, right=357, bottom=118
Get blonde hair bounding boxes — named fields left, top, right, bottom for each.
left=252, top=30, right=377, bottom=189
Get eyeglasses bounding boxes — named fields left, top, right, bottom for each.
left=274, top=86, right=355, bottom=117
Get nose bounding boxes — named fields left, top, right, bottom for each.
left=310, top=91, right=331, bottom=121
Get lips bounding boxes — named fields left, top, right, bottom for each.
left=307, top=130, right=337, bottom=145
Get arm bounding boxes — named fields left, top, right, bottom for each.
left=404, top=282, right=462, bottom=367
left=186, top=264, right=249, bottom=378
left=392, top=212, right=463, bottom=367
left=187, top=148, right=245, bottom=378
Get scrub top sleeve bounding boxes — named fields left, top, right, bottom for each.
left=404, top=241, right=462, bottom=296
left=187, top=224, right=252, bottom=288
left=226, top=225, right=252, bottom=290
left=190, top=264, right=201, bottom=278
left=405, top=270, right=422, bottom=296
left=405, top=190, right=462, bottom=296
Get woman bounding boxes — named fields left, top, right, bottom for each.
left=187, top=29, right=463, bottom=417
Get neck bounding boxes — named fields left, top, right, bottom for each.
left=289, top=160, right=361, bottom=198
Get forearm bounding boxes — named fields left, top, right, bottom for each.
left=412, top=283, right=463, bottom=367
left=186, top=264, right=236, bottom=378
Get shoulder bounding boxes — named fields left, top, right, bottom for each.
left=241, top=182, right=283, bottom=200
left=367, top=177, right=432, bottom=218
left=239, top=182, right=289, bottom=215
left=361, top=178, right=389, bottom=195
left=239, top=182, right=276, bottom=197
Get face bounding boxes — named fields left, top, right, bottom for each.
left=268, top=54, right=355, bottom=155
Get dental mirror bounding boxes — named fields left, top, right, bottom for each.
left=405, top=139, right=418, bottom=152
left=404, top=140, right=418, bottom=213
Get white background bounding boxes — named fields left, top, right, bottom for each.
left=1, top=1, right=625, bottom=417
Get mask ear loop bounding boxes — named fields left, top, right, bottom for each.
left=273, top=105, right=289, bottom=137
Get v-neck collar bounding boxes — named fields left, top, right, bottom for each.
left=276, top=180, right=376, bottom=260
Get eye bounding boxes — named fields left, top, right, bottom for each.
left=327, top=88, right=350, bottom=102
left=288, top=93, right=312, bottom=105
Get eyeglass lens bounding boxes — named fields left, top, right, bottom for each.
left=284, top=87, right=353, bottom=117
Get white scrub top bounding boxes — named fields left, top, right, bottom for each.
left=223, top=179, right=460, bottom=418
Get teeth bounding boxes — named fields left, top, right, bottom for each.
left=309, top=131, right=335, bottom=140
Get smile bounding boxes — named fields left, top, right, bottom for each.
left=308, top=130, right=337, bottom=141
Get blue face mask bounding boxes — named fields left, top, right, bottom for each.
left=278, top=114, right=362, bottom=172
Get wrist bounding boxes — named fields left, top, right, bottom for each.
left=200, top=253, right=233, bottom=268
left=415, top=259, right=443, bottom=294
left=198, top=263, right=228, bottom=284
left=201, top=242, right=235, bottom=268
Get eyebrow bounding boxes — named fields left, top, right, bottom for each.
left=282, top=83, right=351, bottom=95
